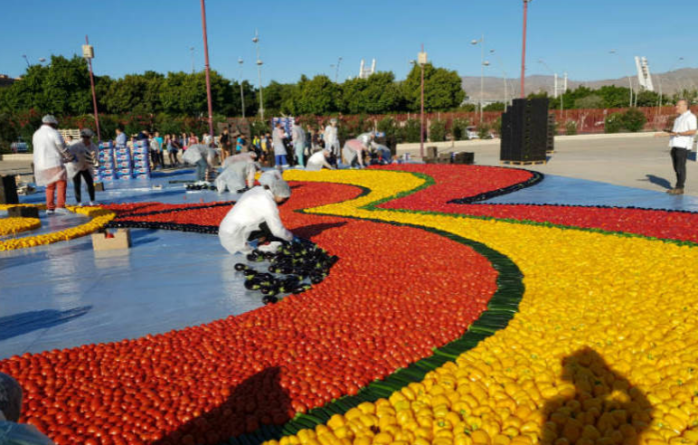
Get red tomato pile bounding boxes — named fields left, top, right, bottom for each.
left=376, top=164, right=698, bottom=243
left=0, top=182, right=498, bottom=445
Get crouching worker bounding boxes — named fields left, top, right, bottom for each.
left=305, top=149, right=334, bottom=171
left=215, top=160, right=259, bottom=193
left=218, top=179, right=294, bottom=255
left=0, top=372, right=54, bottom=444
left=341, top=138, right=368, bottom=168
left=182, top=144, right=218, bottom=181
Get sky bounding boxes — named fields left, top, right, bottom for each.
left=0, top=0, right=695, bottom=86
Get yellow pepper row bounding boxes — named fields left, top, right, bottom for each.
left=270, top=170, right=698, bottom=445
left=0, top=205, right=116, bottom=251
left=0, top=217, right=41, bottom=236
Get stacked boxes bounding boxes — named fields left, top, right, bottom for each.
left=131, top=140, right=151, bottom=179
left=96, top=142, right=116, bottom=182
left=114, top=143, right=133, bottom=181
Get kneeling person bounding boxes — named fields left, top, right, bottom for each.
left=218, top=180, right=293, bottom=254
left=216, top=159, right=259, bottom=193
left=305, top=150, right=334, bottom=171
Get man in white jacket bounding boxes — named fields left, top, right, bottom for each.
left=218, top=179, right=294, bottom=254
left=324, top=119, right=340, bottom=166
left=292, top=120, right=306, bottom=167
left=305, top=150, right=334, bottom=171
left=32, top=115, right=74, bottom=214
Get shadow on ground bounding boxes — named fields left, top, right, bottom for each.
left=640, top=174, right=672, bottom=190
left=541, top=347, right=651, bottom=445
left=0, top=306, right=92, bottom=341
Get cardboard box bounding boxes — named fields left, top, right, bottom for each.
left=94, top=182, right=105, bottom=191
left=7, top=206, right=40, bottom=218
left=91, top=229, right=131, bottom=251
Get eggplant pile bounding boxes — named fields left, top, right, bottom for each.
left=234, top=239, right=339, bottom=305
left=185, top=183, right=217, bottom=191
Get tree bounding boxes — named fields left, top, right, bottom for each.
left=483, top=102, right=506, bottom=112
left=575, top=95, right=604, bottom=109
left=340, top=72, right=403, bottom=114
left=402, top=64, right=465, bottom=112
left=294, top=75, right=339, bottom=115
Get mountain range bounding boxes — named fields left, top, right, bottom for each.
left=461, top=68, right=698, bottom=102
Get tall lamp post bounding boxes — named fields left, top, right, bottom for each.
left=489, top=50, right=510, bottom=106
left=520, top=0, right=532, bottom=98
left=82, top=36, right=101, bottom=142
left=190, top=47, right=195, bottom=74
left=418, top=45, right=427, bottom=160
left=658, top=57, right=684, bottom=109
left=22, top=55, right=31, bottom=68
left=609, top=50, right=634, bottom=107
left=253, top=30, right=265, bottom=120
left=238, top=58, right=245, bottom=118
left=199, top=0, right=215, bottom=138
left=538, top=59, right=565, bottom=112
left=335, top=57, right=343, bottom=83
left=471, top=35, right=486, bottom=123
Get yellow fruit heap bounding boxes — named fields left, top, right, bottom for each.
left=267, top=169, right=698, bottom=445
left=0, top=205, right=116, bottom=251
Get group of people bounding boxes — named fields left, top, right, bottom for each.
left=33, top=115, right=99, bottom=213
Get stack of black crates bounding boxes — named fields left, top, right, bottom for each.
left=500, top=98, right=550, bottom=163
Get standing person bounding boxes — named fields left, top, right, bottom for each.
left=32, top=115, right=73, bottom=214
left=219, top=128, right=231, bottom=162
left=203, top=132, right=212, bottom=146
left=260, top=132, right=271, bottom=164
left=168, top=134, right=181, bottom=166
left=154, top=131, right=165, bottom=168
left=115, top=127, right=128, bottom=147
left=188, top=132, right=199, bottom=147
left=656, top=99, right=697, bottom=195
left=149, top=131, right=161, bottom=170
left=324, top=118, right=340, bottom=166
left=292, top=119, right=306, bottom=167
left=236, top=133, right=248, bottom=153
left=67, top=129, right=99, bottom=206
left=272, top=123, right=288, bottom=169
left=218, top=179, right=294, bottom=255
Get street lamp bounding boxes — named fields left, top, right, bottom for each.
left=190, top=47, right=195, bottom=74
left=489, top=49, right=510, bottom=106
left=609, top=50, right=634, bottom=107
left=238, top=58, right=245, bottom=118
left=658, top=57, right=684, bottom=109
left=253, top=29, right=265, bottom=120
left=418, top=45, right=428, bottom=160
left=82, top=36, right=101, bottom=142
left=335, top=57, right=343, bottom=83
left=199, top=0, right=215, bottom=139
left=537, top=59, right=565, bottom=112
left=471, top=35, right=486, bottom=123
left=38, top=58, right=46, bottom=64
left=22, top=55, right=30, bottom=68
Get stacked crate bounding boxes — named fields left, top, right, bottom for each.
left=96, top=142, right=116, bottom=182
left=132, top=140, right=151, bottom=179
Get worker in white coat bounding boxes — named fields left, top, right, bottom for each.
left=32, top=115, right=74, bottom=214
left=292, top=120, right=306, bottom=167
left=258, top=169, right=283, bottom=188
left=218, top=180, right=294, bottom=255
left=66, top=128, right=99, bottom=205
left=182, top=144, right=218, bottom=181
left=222, top=151, right=257, bottom=169
left=342, top=138, right=368, bottom=168
left=305, top=150, right=334, bottom=171
left=272, top=123, right=288, bottom=169
left=324, top=119, right=340, bottom=166
left=216, top=160, right=259, bottom=193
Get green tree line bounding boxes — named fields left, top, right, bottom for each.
left=0, top=55, right=465, bottom=118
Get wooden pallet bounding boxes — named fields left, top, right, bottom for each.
left=500, top=160, right=547, bottom=166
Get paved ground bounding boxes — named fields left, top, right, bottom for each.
left=397, top=134, right=698, bottom=197
left=3, top=134, right=698, bottom=196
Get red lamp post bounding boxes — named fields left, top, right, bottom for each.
left=520, top=0, right=532, bottom=98
left=200, top=0, right=215, bottom=140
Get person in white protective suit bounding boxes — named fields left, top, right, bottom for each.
left=291, top=120, right=306, bottom=167
left=215, top=160, right=259, bottom=193
left=66, top=129, right=99, bottom=206
left=324, top=118, right=340, bottom=166
left=305, top=150, right=334, bottom=171
left=258, top=169, right=283, bottom=188
left=272, top=123, right=288, bottom=169
left=32, top=115, right=74, bottom=214
left=221, top=151, right=257, bottom=169
left=341, top=138, right=368, bottom=169
left=218, top=179, right=294, bottom=255
left=0, top=372, right=54, bottom=445
left=182, top=144, right=218, bottom=181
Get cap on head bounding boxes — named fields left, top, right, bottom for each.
left=0, top=372, right=22, bottom=422
left=270, top=179, right=291, bottom=199
left=80, top=128, right=94, bottom=138
left=42, top=115, right=58, bottom=125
